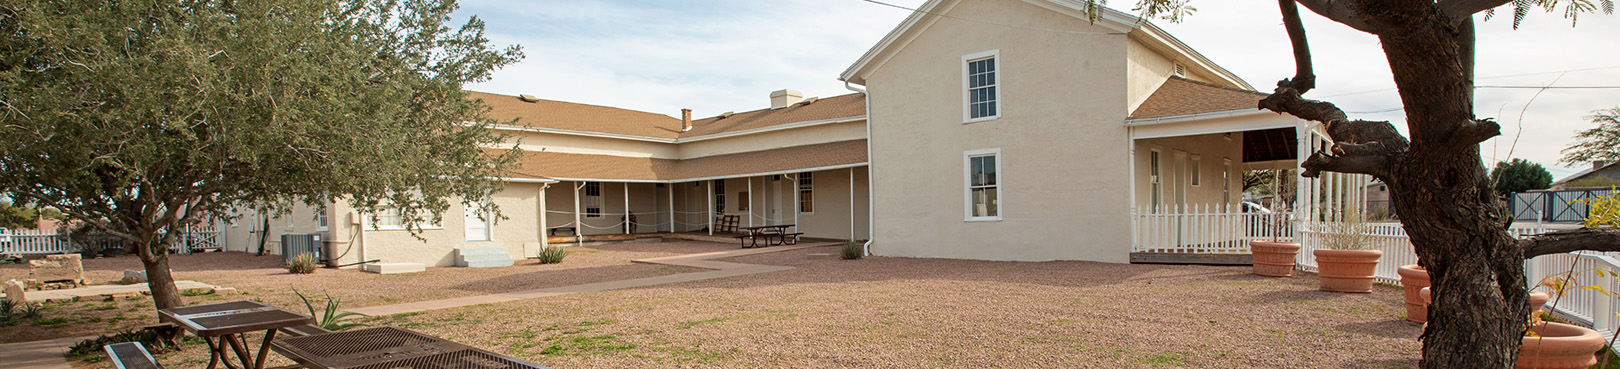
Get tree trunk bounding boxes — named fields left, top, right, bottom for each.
left=1375, top=16, right=1528, bottom=369
left=138, top=238, right=183, bottom=311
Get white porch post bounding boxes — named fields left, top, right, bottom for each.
left=573, top=182, right=583, bottom=244
left=791, top=173, right=800, bottom=230
left=1295, top=121, right=1311, bottom=245
left=850, top=168, right=856, bottom=239
left=1127, top=136, right=1138, bottom=251
left=667, top=184, right=674, bottom=233
left=538, top=184, right=549, bottom=252
left=623, top=182, right=630, bottom=235
left=747, top=177, right=755, bottom=227
left=707, top=180, right=714, bottom=235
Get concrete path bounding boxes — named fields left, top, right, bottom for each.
left=2, top=335, right=96, bottom=369
left=347, top=242, right=834, bottom=316
left=16, top=280, right=221, bottom=302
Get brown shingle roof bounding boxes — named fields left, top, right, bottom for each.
left=681, top=93, right=866, bottom=138
left=1129, top=77, right=1268, bottom=120
left=469, top=91, right=684, bottom=138
left=499, top=139, right=868, bottom=181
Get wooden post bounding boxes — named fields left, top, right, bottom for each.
left=623, top=182, right=630, bottom=235
left=667, top=184, right=674, bottom=233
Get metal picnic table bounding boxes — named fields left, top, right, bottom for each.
left=734, top=224, right=800, bottom=248
left=158, top=300, right=314, bottom=369
left=270, top=326, right=550, bottom=369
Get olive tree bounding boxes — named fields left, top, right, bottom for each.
left=0, top=0, right=523, bottom=312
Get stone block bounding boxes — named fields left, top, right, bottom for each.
left=122, top=270, right=148, bottom=284
left=105, top=292, right=140, bottom=301
left=28, top=254, right=84, bottom=284
left=211, top=287, right=239, bottom=296
left=2, top=280, right=25, bottom=304
left=361, top=263, right=426, bottom=274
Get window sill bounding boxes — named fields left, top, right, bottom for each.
left=963, top=115, right=1001, bottom=125
left=369, top=226, right=445, bottom=231
left=964, top=217, right=1003, bottom=222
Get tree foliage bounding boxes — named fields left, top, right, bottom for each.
left=0, top=0, right=522, bottom=311
left=1490, top=158, right=1553, bottom=195
left=0, top=201, right=64, bottom=229
left=1560, top=107, right=1620, bottom=165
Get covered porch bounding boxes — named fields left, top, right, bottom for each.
left=1126, top=109, right=1371, bottom=264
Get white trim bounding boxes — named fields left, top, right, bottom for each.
left=1127, top=110, right=1301, bottom=140
left=463, top=203, right=492, bottom=242
left=797, top=171, right=815, bottom=215
left=1125, top=109, right=1275, bottom=126
left=962, top=49, right=1003, bottom=124
left=487, top=115, right=866, bottom=144
left=964, top=148, right=1003, bottom=222
left=543, top=162, right=872, bottom=184
left=496, top=177, right=558, bottom=184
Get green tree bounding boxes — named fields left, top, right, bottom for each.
left=1118, top=0, right=1611, bottom=367
left=1560, top=107, right=1620, bottom=165
left=0, top=0, right=522, bottom=312
left=0, top=201, right=36, bottom=229
left=1490, top=158, right=1553, bottom=195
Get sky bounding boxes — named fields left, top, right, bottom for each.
left=452, top=0, right=1620, bottom=180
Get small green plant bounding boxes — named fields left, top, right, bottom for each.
left=21, top=303, right=44, bottom=319
left=1, top=299, right=17, bottom=317
left=180, top=288, right=215, bottom=297
left=294, top=289, right=366, bottom=331
left=0, top=255, right=22, bottom=264
left=288, top=252, right=319, bottom=274
left=841, top=240, right=863, bottom=260
left=537, top=245, right=568, bottom=264
left=65, top=329, right=166, bottom=359
left=1318, top=207, right=1372, bottom=250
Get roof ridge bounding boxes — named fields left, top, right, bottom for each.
left=691, top=92, right=867, bottom=121
left=1165, top=76, right=1267, bottom=96
left=464, top=90, right=678, bottom=120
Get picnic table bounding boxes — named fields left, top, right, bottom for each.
left=733, top=224, right=802, bottom=248
left=271, top=326, right=550, bottom=369
left=158, top=300, right=314, bottom=369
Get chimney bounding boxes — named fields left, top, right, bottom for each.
left=681, top=108, right=692, bottom=132
left=770, top=89, right=803, bottom=109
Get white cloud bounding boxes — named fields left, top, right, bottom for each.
left=457, top=0, right=1620, bottom=179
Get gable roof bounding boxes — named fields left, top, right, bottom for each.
left=498, top=139, right=869, bottom=182
left=472, top=91, right=866, bottom=142
left=1129, top=77, right=1268, bottom=119
left=470, top=91, right=685, bottom=139
left=840, top=0, right=1250, bottom=90
left=683, top=93, right=866, bottom=138
left=1552, top=162, right=1620, bottom=188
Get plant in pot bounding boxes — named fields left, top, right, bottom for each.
left=1312, top=207, right=1381, bottom=293
left=1250, top=170, right=1300, bottom=277
left=1418, top=277, right=1594, bottom=369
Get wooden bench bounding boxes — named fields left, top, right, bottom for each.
left=278, top=323, right=334, bottom=337
left=780, top=233, right=804, bottom=245
left=548, top=227, right=576, bottom=236
left=714, top=215, right=739, bottom=233
left=105, top=341, right=166, bottom=369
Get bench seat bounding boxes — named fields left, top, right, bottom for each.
left=105, top=341, right=165, bottom=369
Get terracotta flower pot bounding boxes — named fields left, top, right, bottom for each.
left=1530, top=291, right=1551, bottom=315
left=1519, top=322, right=1605, bottom=369
left=1398, top=264, right=1430, bottom=323
left=1314, top=249, right=1383, bottom=293
left=1250, top=241, right=1302, bottom=277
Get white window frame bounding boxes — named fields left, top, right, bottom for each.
left=1190, top=154, right=1202, bottom=187
left=464, top=203, right=492, bottom=242
left=964, top=148, right=1003, bottom=221
left=798, top=172, right=814, bottom=214
left=962, top=49, right=1002, bottom=124
left=369, top=205, right=444, bottom=231
left=1149, top=148, right=1162, bottom=210
left=316, top=209, right=329, bottom=232
left=1222, top=158, right=1232, bottom=203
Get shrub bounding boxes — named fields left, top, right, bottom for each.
left=841, top=240, right=863, bottom=260
left=287, top=252, right=318, bottom=274
left=295, top=290, right=365, bottom=331
left=537, top=245, right=568, bottom=264
left=65, top=329, right=165, bottom=359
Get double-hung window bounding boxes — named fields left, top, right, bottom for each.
left=963, top=50, right=1001, bottom=123
left=798, top=172, right=814, bottom=213
left=583, top=182, right=602, bottom=218
left=965, top=149, right=1001, bottom=221
left=713, top=180, right=726, bottom=214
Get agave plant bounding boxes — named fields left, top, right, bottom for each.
left=294, top=290, right=366, bottom=331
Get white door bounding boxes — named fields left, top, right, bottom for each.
left=464, top=205, right=491, bottom=242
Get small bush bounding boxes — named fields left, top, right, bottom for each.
left=841, top=240, right=863, bottom=260
left=288, top=252, right=318, bottom=274
left=537, top=245, right=568, bottom=264
left=65, top=328, right=168, bottom=359
left=295, top=290, right=366, bottom=331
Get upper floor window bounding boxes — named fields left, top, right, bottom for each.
left=963, top=50, right=1001, bottom=123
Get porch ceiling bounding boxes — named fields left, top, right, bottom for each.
left=1243, top=127, right=1296, bottom=163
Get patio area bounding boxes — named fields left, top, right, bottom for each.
left=29, top=242, right=1420, bottom=368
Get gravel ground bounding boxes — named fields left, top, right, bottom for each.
left=1, top=241, right=716, bottom=344
left=85, top=244, right=1421, bottom=369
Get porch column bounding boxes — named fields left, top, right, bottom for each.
left=1127, top=137, right=1137, bottom=250
left=707, top=180, right=714, bottom=235
left=573, top=182, right=583, bottom=244
left=623, top=182, right=630, bottom=235
left=791, top=173, right=799, bottom=231
left=1295, top=121, right=1312, bottom=237
left=850, top=167, right=856, bottom=239
left=748, top=177, right=755, bottom=227
left=538, top=184, right=549, bottom=252
left=667, top=184, right=674, bottom=233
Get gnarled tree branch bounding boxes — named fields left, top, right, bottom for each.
left=1454, top=118, right=1501, bottom=146
left=1278, top=0, right=1316, bottom=93
left=1294, top=0, right=1386, bottom=34
left=1521, top=227, right=1620, bottom=259
left=1300, top=150, right=1391, bottom=178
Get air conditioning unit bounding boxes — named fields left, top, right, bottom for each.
left=280, top=233, right=323, bottom=265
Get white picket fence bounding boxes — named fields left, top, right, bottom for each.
left=1130, top=204, right=1294, bottom=253
left=1295, top=222, right=1552, bottom=284
left=0, top=226, right=224, bottom=255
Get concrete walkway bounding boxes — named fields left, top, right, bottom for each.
left=2, top=335, right=96, bottom=369
left=346, top=242, right=833, bottom=316
left=13, top=280, right=222, bottom=302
